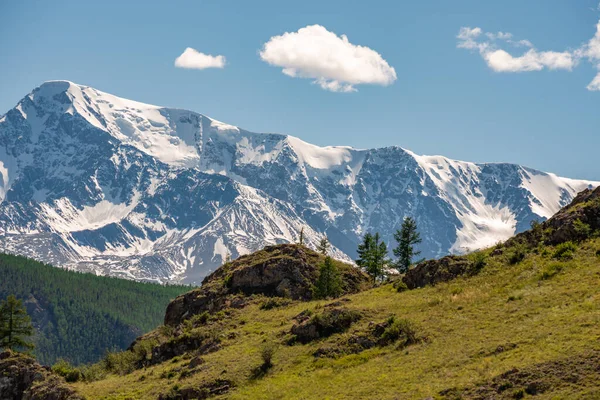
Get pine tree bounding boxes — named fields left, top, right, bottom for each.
left=356, top=232, right=389, bottom=282
left=356, top=232, right=374, bottom=272
left=299, top=227, right=305, bottom=245
left=0, top=295, right=34, bottom=351
left=317, top=236, right=330, bottom=255
left=372, top=233, right=390, bottom=281
left=313, top=256, right=342, bottom=299
left=393, top=217, right=422, bottom=274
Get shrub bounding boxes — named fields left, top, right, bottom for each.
left=132, top=339, right=158, bottom=363
left=552, top=242, right=577, bottom=260
left=52, top=359, right=82, bottom=382
left=260, top=343, right=275, bottom=368
left=540, top=263, right=564, bottom=280
left=450, top=286, right=463, bottom=296
left=103, top=350, right=138, bottom=375
left=251, top=343, right=276, bottom=379
left=78, top=362, right=108, bottom=382
left=380, top=316, right=420, bottom=347
left=506, top=243, right=527, bottom=265
left=393, top=280, right=408, bottom=293
left=469, top=252, right=487, bottom=272
left=158, top=324, right=175, bottom=337
left=538, top=245, right=550, bottom=257
left=573, top=219, right=592, bottom=239
left=530, top=219, right=542, bottom=237
left=190, top=311, right=210, bottom=325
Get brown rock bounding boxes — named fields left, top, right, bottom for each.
left=402, top=255, right=473, bottom=289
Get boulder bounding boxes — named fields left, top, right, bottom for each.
left=402, top=255, right=473, bottom=289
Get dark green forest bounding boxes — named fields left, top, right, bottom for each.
left=0, top=253, right=189, bottom=365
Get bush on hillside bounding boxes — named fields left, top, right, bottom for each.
left=506, top=243, right=528, bottom=265
left=573, top=219, right=592, bottom=240
left=552, top=242, right=577, bottom=260
left=52, top=359, right=82, bottom=383
left=393, top=280, right=409, bottom=293
left=540, top=263, right=564, bottom=281
left=469, top=252, right=488, bottom=272
left=379, top=316, right=420, bottom=347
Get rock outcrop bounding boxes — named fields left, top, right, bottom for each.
left=164, top=244, right=371, bottom=326
left=530, top=186, right=600, bottom=245
left=402, top=255, right=475, bottom=289
left=0, top=350, right=82, bottom=400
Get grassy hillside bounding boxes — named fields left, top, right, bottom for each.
left=68, top=238, right=600, bottom=399
left=24, top=187, right=597, bottom=399
left=0, top=254, right=189, bottom=365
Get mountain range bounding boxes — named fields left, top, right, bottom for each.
left=0, top=80, right=596, bottom=283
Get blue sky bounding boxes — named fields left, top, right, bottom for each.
left=1, top=0, right=599, bottom=180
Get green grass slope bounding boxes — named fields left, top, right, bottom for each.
left=63, top=187, right=600, bottom=398
left=0, top=254, right=189, bottom=365
left=70, top=239, right=599, bottom=399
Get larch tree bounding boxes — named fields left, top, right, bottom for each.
left=317, top=236, right=330, bottom=255
left=356, top=232, right=389, bottom=282
left=393, top=217, right=422, bottom=274
left=0, top=295, right=34, bottom=351
left=313, top=256, right=342, bottom=299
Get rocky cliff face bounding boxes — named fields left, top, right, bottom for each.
left=0, top=81, right=596, bottom=283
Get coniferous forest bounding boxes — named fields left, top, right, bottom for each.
left=0, top=253, right=189, bottom=365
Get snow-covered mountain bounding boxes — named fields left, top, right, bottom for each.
left=0, top=81, right=596, bottom=283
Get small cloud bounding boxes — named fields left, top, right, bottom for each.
left=174, top=48, right=226, bottom=70
left=586, top=70, right=600, bottom=90
left=457, top=26, right=576, bottom=74
left=485, top=31, right=513, bottom=40
left=483, top=49, right=575, bottom=72
left=457, top=27, right=484, bottom=50
left=514, top=39, right=534, bottom=48
left=259, top=24, right=397, bottom=92
left=579, top=20, right=600, bottom=90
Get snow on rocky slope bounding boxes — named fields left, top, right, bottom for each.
left=0, top=81, right=596, bottom=283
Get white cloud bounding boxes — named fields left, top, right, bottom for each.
left=486, top=31, right=513, bottom=40
left=587, top=70, right=600, bottom=91
left=455, top=19, right=600, bottom=90
left=579, top=21, right=600, bottom=90
left=484, top=49, right=576, bottom=72
left=259, top=24, right=397, bottom=92
left=580, top=21, right=600, bottom=60
left=457, top=27, right=484, bottom=50
left=457, top=26, right=577, bottom=74
left=514, top=39, right=534, bottom=48
left=174, top=48, right=226, bottom=70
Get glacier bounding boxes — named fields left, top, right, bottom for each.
left=0, top=80, right=596, bottom=283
